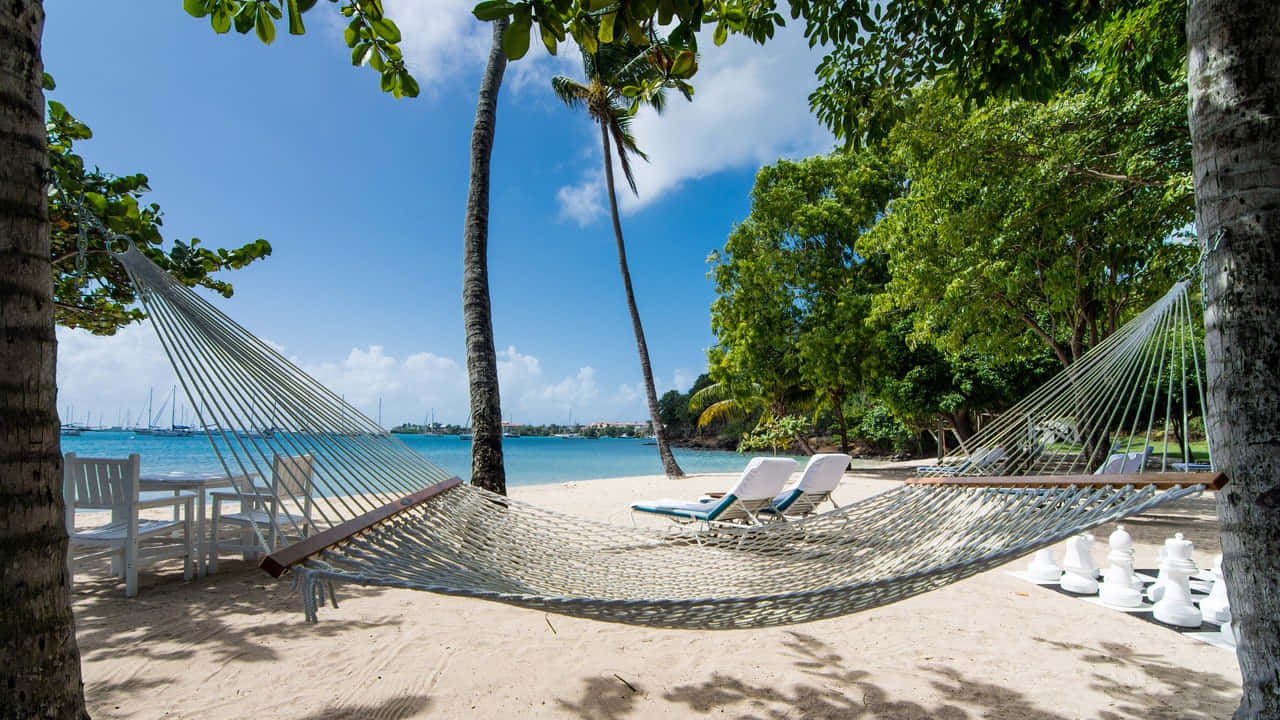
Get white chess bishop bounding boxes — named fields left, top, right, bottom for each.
left=1100, top=525, right=1143, bottom=608
left=1060, top=533, right=1099, bottom=594
left=1200, top=553, right=1232, bottom=625
left=1027, top=547, right=1063, bottom=583
left=1152, top=533, right=1203, bottom=627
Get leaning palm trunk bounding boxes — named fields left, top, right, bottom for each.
left=1187, top=1, right=1280, bottom=717
left=462, top=17, right=510, bottom=495
left=0, top=2, right=90, bottom=716
left=600, top=124, right=685, bottom=478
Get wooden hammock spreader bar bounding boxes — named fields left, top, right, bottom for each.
left=261, top=476, right=463, bottom=578
left=905, top=471, right=1227, bottom=491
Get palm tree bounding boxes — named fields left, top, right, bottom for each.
left=551, top=41, right=691, bottom=479
left=462, top=17, right=509, bottom=495
left=0, top=2, right=90, bottom=716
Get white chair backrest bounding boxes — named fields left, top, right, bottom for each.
left=792, top=453, right=851, bottom=493
left=272, top=453, right=315, bottom=499
left=1095, top=450, right=1148, bottom=475
left=63, top=453, right=140, bottom=511
left=975, top=447, right=1005, bottom=466
left=727, top=457, right=798, bottom=501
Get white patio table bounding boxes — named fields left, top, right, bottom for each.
left=139, top=471, right=254, bottom=576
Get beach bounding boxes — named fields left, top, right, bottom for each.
left=70, top=465, right=1241, bottom=719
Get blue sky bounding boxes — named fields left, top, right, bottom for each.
left=46, top=1, right=832, bottom=428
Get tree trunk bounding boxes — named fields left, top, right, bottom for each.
left=1187, top=2, right=1280, bottom=717
left=462, top=17, right=509, bottom=495
left=0, top=2, right=89, bottom=717
left=831, top=389, right=850, bottom=453
left=950, top=408, right=974, bottom=442
left=599, top=124, right=685, bottom=478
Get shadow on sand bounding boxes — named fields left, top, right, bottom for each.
left=554, top=630, right=1238, bottom=720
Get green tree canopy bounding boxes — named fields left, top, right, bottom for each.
left=706, top=150, right=899, bottom=450
left=863, top=85, right=1196, bottom=368
left=47, top=85, right=271, bottom=335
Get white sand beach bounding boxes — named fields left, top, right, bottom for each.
left=70, top=465, right=1241, bottom=719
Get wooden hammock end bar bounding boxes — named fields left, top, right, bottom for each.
left=905, top=471, right=1228, bottom=491
left=260, top=476, right=463, bottom=578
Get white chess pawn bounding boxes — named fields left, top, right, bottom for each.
left=1027, top=547, right=1063, bottom=583
left=1200, top=553, right=1232, bottom=625
left=1147, top=543, right=1171, bottom=603
left=1060, top=533, right=1099, bottom=594
left=1153, top=533, right=1203, bottom=627
left=1100, top=525, right=1143, bottom=608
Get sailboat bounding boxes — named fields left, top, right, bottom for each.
left=152, top=387, right=194, bottom=437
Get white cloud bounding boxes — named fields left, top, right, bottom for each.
left=378, top=0, right=491, bottom=91
left=55, top=329, right=649, bottom=429
left=555, top=22, right=834, bottom=221
left=556, top=173, right=606, bottom=226
left=378, top=1, right=579, bottom=96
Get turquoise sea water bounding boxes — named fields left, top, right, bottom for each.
left=60, top=431, right=795, bottom=487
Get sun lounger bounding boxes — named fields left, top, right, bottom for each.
left=761, top=452, right=851, bottom=519
left=630, top=457, right=798, bottom=527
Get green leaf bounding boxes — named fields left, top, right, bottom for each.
left=183, top=0, right=210, bottom=18
left=233, top=4, right=256, bottom=33
left=713, top=19, right=727, bottom=45
left=670, top=49, right=696, bottom=77
left=296, top=0, right=319, bottom=10
left=571, top=21, right=597, bottom=54
left=343, top=20, right=360, bottom=46
left=503, top=16, right=531, bottom=59
left=598, top=12, right=616, bottom=43
left=398, top=71, right=419, bottom=98
left=255, top=7, right=276, bottom=44
left=371, top=18, right=401, bottom=42
left=472, top=0, right=514, bottom=21
left=42, top=73, right=56, bottom=91
left=540, top=23, right=558, bottom=54
left=368, top=48, right=386, bottom=71
left=379, top=69, right=394, bottom=92
left=287, top=0, right=306, bottom=34
left=351, top=42, right=372, bottom=66
left=211, top=7, right=232, bottom=33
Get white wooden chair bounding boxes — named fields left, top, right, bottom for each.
left=209, top=453, right=315, bottom=572
left=63, top=453, right=194, bottom=597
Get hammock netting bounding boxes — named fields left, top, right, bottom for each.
left=917, top=280, right=1211, bottom=478
left=115, top=244, right=1218, bottom=629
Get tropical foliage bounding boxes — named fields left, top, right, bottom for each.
left=47, top=84, right=271, bottom=335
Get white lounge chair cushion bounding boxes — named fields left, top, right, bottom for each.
left=724, top=457, right=798, bottom=501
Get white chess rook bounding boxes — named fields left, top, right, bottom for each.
left=1200, top=553, right=1232, bottom=625
left=1100, top=525, right=1143, bottom=608
left=1027, top=547, right=1063, bottom=583
left=1152, top=533, right=1203, bottom=627
left=1060, top=533, right=1099, bottom=594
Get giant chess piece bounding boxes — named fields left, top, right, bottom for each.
left=1060, top=533, right=1099, bottom=594
left=1200, top=553, right=1232, bottom=625
left=1027, top=547, right=1063, bottom=583
left=1152, top=533, right=1203, bottom=627
left=1220, top=620, right=1237, bottom=647
left=1100, top=525, right=1143, bottom=608
left=1147, top=543, right=1171, bottom=603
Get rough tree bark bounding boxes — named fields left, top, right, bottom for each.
left=0, top=1, right=89, bottom=717
left=599, top=123, right=685, bottom=478
left=1187, top=1, right=1280, bottom=717
left=462, top=17, right=509, bottom=495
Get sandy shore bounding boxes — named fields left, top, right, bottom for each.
left=71, top=464, right=1241, bottom=718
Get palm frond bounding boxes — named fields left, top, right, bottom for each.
left=609, top=118, right=644, bottom=196
left=696, top=399, right=748, bottom=429
left=551, top=76, right=589, bottom=109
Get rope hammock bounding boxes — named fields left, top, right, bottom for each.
left=113, top=244, right=1222, bottom=629
left=918, top=280, right=1212, bottom=478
